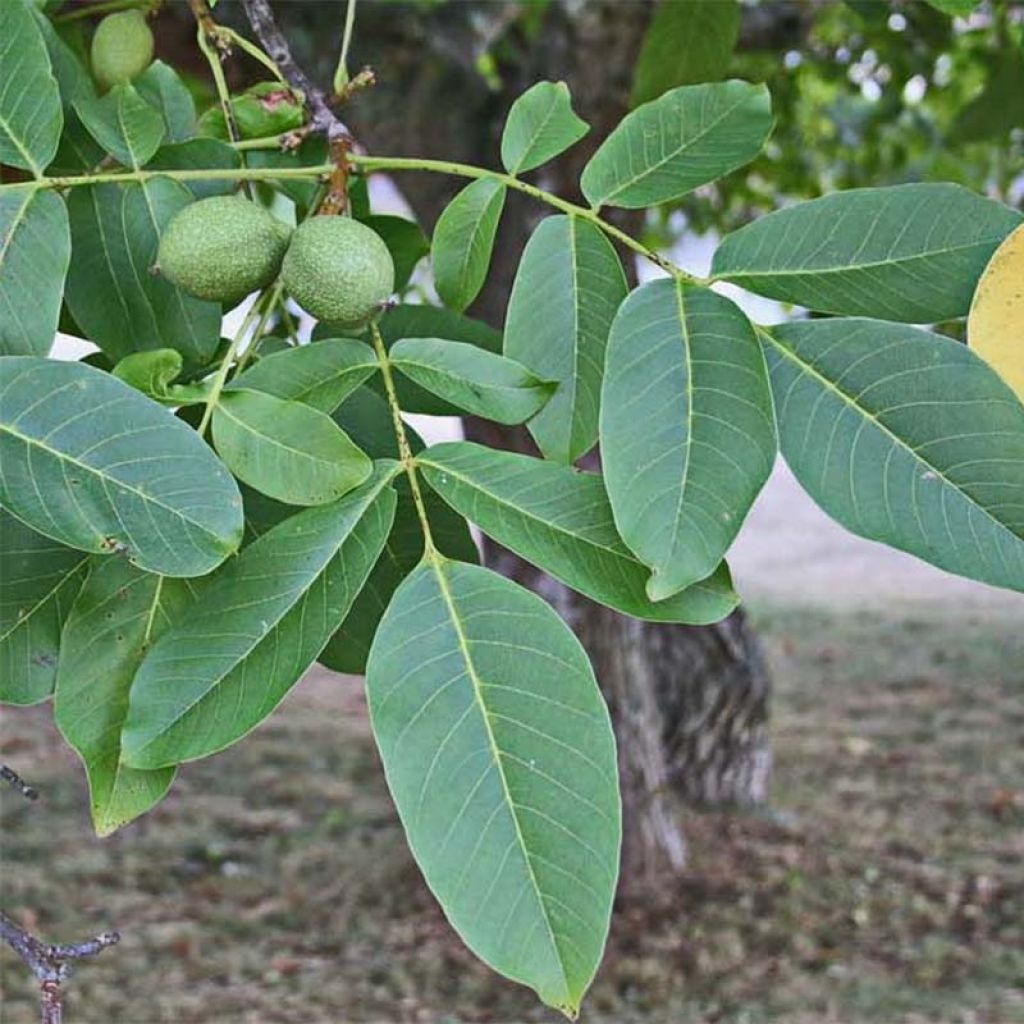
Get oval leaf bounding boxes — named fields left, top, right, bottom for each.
left=419, top=441, right=737, bottom=625
left=0, top=358, right=243, bottom=577
left=0, top=510, right=87, bottom=705
left=390, top=338, right=554, bottom=424
left=73, top=84, right=166, bottom=169
left=968, top=222, right=1024, bottom=401
left=711, top=184, right=1024, bottom=323
left=366, top=558, right=620, bottom=1017
left=122, top=463, right=400, bottom=768
left=65, top=179, right=222, bottom=367
left=0, top=0, right=63, bottom=175
left=230, top=339, right=378, bottom=414
left=213, top=388, right=372, bottom=506
left=601, top=281, right=776, bottom=600
left=55, top=560, right=195, bottom=835
left=501, top=80, right=589, bottom=175
left=763, top=318, right=1024, bottom=593
left=504, top=215, right=627, bottom=463
left=0, top=186, right=70, bottom=357
left=631, top=0, right=740, bottom=106
left=431, top=178, right=506, bottom=312
left=581, top=80, right=772, bottom=210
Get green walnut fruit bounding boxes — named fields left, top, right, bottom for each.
left=91, top=10, right=155, bottom=92
left=157, top=196, right=293, bottom=306
left=282, top=216, right=395, bottom=327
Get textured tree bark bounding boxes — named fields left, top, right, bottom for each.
left=280, top=0, right=773, bottom=880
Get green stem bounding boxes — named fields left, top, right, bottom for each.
left=370, top=322, right=435, bottom=553
left=53, top=0, right=154, bottom=23
left=333, top=0, right=359, bottom=93
left=196, top=286, right=275, bottom=436
left=233, top=279, right=286, bottom=376
left=7, top=154, right=700, bottom=283
left=217, top=27, right=286, bottom=82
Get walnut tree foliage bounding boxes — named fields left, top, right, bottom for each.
left=1, top=0, right=1023, bottom=1016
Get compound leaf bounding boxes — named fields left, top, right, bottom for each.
left=54, top=559, right=195, bottom=835
left=581, top=80, right=772, bottom=210
left=763, top=318, right=1024, bottom=593
left=121, top=462, right=400, bottom=768
left=390, top=338, right=554, bottom=424
left=505, top=215, right=626, bottom=463
left=711, top=183, right=1023, bottom=323
left=213, top=389, right=372, bottom=506
left=419, top=442, right=737, bottom=624
left=501, top=80, right=588, bottom=175
left=0, top=358, right=243, bottom=577
left=366, top=558, right=620, bottom=1017
left=0, top=0, right=63, bottom=176
left=229, top=339, right=378, bottom=414
left=0, top=510, right=87, bottom=705
left=0, top=186, right=70, bottom=357
left=432, top=178, right=506, bottom=313
left=601, top=280, right=776, bottom=600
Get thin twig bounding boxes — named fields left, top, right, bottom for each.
left=1, top=764, right=39, bottom=801
left=241, top=0, right=353, bottom=145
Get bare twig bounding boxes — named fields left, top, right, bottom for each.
left=0, top=912, right=120, bottom=1024
left=1, top=763, right=39, bottom=801
left=241, top=0, right=354, bottom=145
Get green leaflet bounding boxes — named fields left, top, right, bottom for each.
left=64, top=179, right=222, bottom=367
left=0, top=0, right=63, bottom=176
left=0, top=186, right=70, bottom=357
left=122, top=462, right=400, bottom=768
left=73, top=84, right=165, bottom=169
left=54, top=560, right=196, bottom=835
left=500, top=81, right=588, bottom=175
left=431, top=178, right=506, bottom=313
left=504, top=215, right=627, bottom=463
left=630, top=0, right=740, bottom=106
left=580, top=80, right=772, bottom=209
left=213, top=389, right=372, bottom=506
left=763, top=318, right=1024, bottom=593
left=317, top=389, right=479, bottom=675
left=711, top=184, right=1024, bottom=323
left=600, top=280, right=776, bottom=601
left=0, top=358, right=243, bottom=578
left=230, top=339, right=378, bottom=414
left=112, top=348, right=210, bottom=406
left=31, top=6, right=95, bottom=111
left=146, top=138, right=241, bottom=200
left=419, top=441, right=738, bottom=625
left=0, top=510, right=88, bottom=706
left=361, top=214, right=430, bottom=292
left=390, top=338, right=554, bottom=425
left=366, top=558, right=620, bottom=1017
left=134, top=61, right=196, bottom=144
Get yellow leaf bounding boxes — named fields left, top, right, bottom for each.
left=968, top=222, right=1024, bottom=400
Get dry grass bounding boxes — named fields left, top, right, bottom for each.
left=2, top=604, right=1022, bottom=1024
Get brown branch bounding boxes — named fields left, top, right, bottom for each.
left=1, top=912, right=119, bottom=1024
left=240, top=0, right=354, bottom=145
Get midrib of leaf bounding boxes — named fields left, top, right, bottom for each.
left=428, top=552, right=570, bottom=999
left=0, top=189, right=32, bottom=267
left=659, top=283, right=694, bottom=588
left=717, top=236, right=1009, bottom=279
left=0, top=551, right=87, bottom=644
left=565, top=217, right=582, bottom=457
left=760, top=328, right=1021, bottom=546
left=0, top=419, right=226, bottom=543
left=601, top=91, right=748, bottom=205
left=217, top=400, right=343, bottom=465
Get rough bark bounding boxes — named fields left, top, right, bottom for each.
left=278, top=0, right=773, bottom=879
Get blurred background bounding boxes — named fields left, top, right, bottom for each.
left=3, top=2, right=1023, bottom=1022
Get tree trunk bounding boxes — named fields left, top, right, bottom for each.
left=282, top=0, right=772, bottom=879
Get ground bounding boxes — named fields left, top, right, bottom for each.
left=2, top=470, right=1023, bottom=1024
